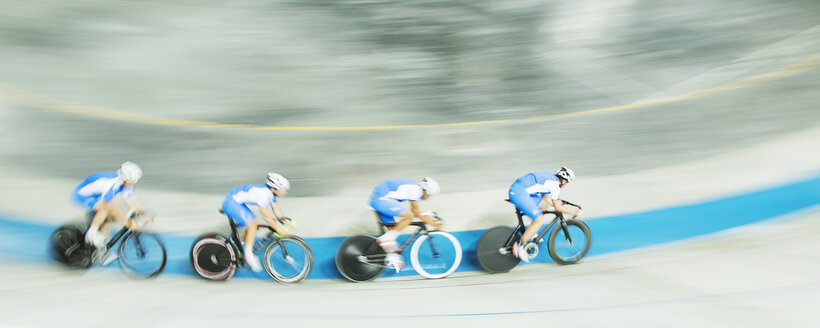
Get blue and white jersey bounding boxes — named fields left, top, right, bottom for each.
left=371, top=179, right=423, bottom=202
left=514, top=172, right=561, bottom=201
left=74, top=171, right=134, bottom=203
left=227, top=184, right=277, bottom=207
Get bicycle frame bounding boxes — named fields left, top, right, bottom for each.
left=104, top=226, right=132, bottom=250
left=89, top=212, right=152, bottom=254
left=224, top=217, right=293, bottom=266
left=360, top=221, right=435, bottom=266
left=501, top=200, right=581, bottom=252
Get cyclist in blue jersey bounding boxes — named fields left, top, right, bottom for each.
left=510, top=167, right=583, bottom=262
left=370, top=177, right=442, bottom=272
left=221, top=172, right=293, bottom=272
left=72, top=162, right=144, bottom=248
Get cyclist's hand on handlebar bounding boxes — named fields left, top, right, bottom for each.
left=275, top=224, right=292, bottom=238
left=426, top=216, right=443, bottom=230
left=283, top=217, right=297, bottom=229
left=573, top=209, right=583, bottom=219
left=127, top=218, right=140, bottom=231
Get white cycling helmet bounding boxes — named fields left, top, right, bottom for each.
left=118, top=161, right=142, bottom=183
left=419, top=177, right=440, bottom=196
left=266, top=172, right=291, bottom=191
left=555, top=166, right=576, bottom=182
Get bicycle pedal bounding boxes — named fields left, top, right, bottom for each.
left=524, top=243, right=539, bottom=259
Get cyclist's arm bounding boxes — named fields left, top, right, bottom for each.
left=539, top=195, right=552, bottom=211
left=409, top=200, right=442, bottom=229
left=550, top=198, right=582, bottom=217
left=270, top=203, right=285, bottom=220
left=409, top=200, right=423, bottom=218
left=124, top=194, right=142, bottom=213
left=100, top=199, right=133, bottom=228
left=258, top=205, right=290, bottom=237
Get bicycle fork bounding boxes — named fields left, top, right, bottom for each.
left=254, top=234, right=295, bottom=263
left=425, top=234, right=441, bottom=258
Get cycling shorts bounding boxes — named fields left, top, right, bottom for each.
left=221, top=197, right=257, bottom=228
left=509, top=181, right=544, bottom=220
left=370, top=198, right=409, bottom=225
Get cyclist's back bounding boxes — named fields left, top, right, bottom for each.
left=225, top=184, right=276, bottom=207
left=513, top=172, right=561, bottom=197
left=72, top=171, right=135, bottom=211
left=370, top=179, right=423, bottom=203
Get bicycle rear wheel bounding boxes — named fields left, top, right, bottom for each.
left=119, top=232, right=167, bottom=279
left=476, top=225, right=520, bottom=273
left=547, top=219, right=591, bottom=264
left=190, top=234, right=237, bottom=281
left=335, top=235, right=385, bottom=282
left=263, top=236, right=313, bottom=283
left=51, top=224, right=92, bottom=269
left=410, top=231, right=462, bottom=279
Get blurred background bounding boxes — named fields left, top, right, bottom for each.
left=1, top=0, right=818, bottom=198
left=1, top=1, right=820, bottom=326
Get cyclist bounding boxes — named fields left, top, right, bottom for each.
left=72, top=162, right=144, bottom=248
left=370, top=177, right=442, bottom=272
left=221, top=172, right=292, bottom=272
left=510, top=167, right=583, bottom=263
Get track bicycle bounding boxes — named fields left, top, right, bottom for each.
left=335, top=211, right=462, bottom=282
left=190, top=209, right=312, bottom=282
left=476, top=200, right=591, bottom=273
left=50, top=210, right=167, bottom=279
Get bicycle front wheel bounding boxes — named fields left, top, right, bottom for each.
left=118, top=232, right=167, bottom=279
left=263, top=237, right=313, bottom=283
left=335, top=235, right=385, bottom=282
left=547, top=219, right=591, bottom=265
left=410, top=231, right=462, bottom=279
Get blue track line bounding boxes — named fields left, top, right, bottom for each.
left=1, top=174, right=819, bottom=280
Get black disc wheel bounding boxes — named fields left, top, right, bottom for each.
left=118, top=232, right=167, bottom=279
left=51, top=224, right=92, bottom=269
left=476, top=225, right=520, bottom=273
left=547, top=219, right=592, bottom=265
left=335, top=235, right=385, bottom=282
left=190, top=234, right=237, bottom=281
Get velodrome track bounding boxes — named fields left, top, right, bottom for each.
left=2, top=0, right=820, bottom=326
left=0, top=121, right=818, bottom=327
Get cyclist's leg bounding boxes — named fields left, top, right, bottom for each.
left=509, top=183, right=544, bottom=242
left=509, top=184, right=544, bottom=261
left=372, top=199, right=409, bottom=244
left=372, top=199, right=409, bottom=271
left=222, top=199, right=255, bottom=242
left=83, top=198, right=109, bottom=246
left=222, top=199, right=261, bottom=271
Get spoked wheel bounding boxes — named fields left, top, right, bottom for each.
left=476, top=225, right=520, bottom=273
left=410, top=231, right=462, bottom=279
left=51, top=224, right=92, bottom=269
left=119, top=232, right=167, bottom=279
left=190, top=234, right=237, bottom=281
left=547, top=219, right=591, bottom=265
left=335, top=235, right=386, bottom=282
left=263, top=236, right=313, bottom=283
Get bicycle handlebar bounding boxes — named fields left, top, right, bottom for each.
left=560, top=200, right=582, bottom=209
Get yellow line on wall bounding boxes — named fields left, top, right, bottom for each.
left=1, top=54, right=818, bottom=132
